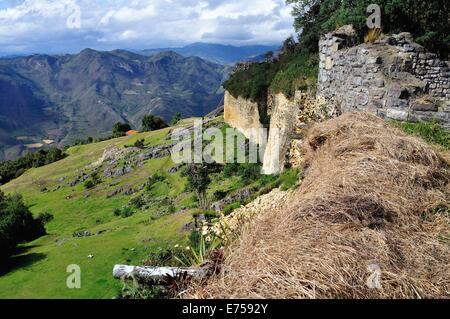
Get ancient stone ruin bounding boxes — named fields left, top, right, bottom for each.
left=318, top=26, right=450, bottom=128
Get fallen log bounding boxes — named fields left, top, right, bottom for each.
left=113, top=265, right=207, bottom=281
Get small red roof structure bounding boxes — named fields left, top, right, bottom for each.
left=126, top=130, right=140, bottom=136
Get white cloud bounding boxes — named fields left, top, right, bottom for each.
left=101, top=4, right=156, bottom=24
left=0, top=0, right=295, bottom=54
left=200, top=0, right=277, bottom=20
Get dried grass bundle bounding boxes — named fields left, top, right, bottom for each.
left=190, top=112, right=450, bottom=299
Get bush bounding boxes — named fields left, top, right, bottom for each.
left=129, top=196, right=146, bottom=209
left=182, top=164, right=214, bottom=209
left=257, top=174, right=279, bottom=186
left=84, top=172, right=101, bottom=190
left=134, top=139, right=145, bottom=149
left=223, top=163, right=240, bottom=177
left=142, top=114, right=168, bottom=132
left=121, top=207, right=135, bottom=218
left=145, top=173, right=167, bottom=191
left=113, top=208, right=122, bottom=217
left=112, top=122, right=132, bottom=138
left=0, top=192, right=47, bottom=260
left=279, top=168, right=300, bottom=191
left=84, top=180, right=95, bottom=190
left=238, top=163, right=262, bottom=184
left=213, top=190, right=228, bottom=201
left=36, top=212, right=54, bottom=225
left=170, top=113, right=182, bottom=126
left=113, top=207, right=136, bottom=218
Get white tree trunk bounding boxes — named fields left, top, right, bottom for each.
left=113, top=265, right=206, bottom=281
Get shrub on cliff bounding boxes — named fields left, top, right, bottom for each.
left=224, top=49, right=319, bottom=100
left=223, top=62, right=279, bottom=102
left=269, top=52, right=319, bottom=97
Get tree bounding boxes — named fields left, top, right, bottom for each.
left=142, top=114, right=168, bottom=131
left=170, top=112, right=182, bottom=126
left=182, top=164, right=212, bottom=209
left=264, top=51, right=274, bottom=62
left=286, top=0, right=450, bottom=59
left=45, top=148, right=64, bottom=165
left=112, top=122, right=132, bottom=138
left=0, top=192, right=47, bottom=261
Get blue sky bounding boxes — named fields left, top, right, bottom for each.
left=0, top=0, right=295, bottom=55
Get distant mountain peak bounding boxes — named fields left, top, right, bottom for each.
left=140, top=42, right=280, bottom=65
left=78, top=48, right=100, bottom=56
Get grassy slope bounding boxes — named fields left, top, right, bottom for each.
left=0, top=118, right=207, bottom=299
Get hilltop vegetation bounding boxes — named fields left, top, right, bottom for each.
left=224, top=41, right=319, bottom=101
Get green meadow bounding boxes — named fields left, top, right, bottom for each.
left=0, top=119, right=208, bottom=299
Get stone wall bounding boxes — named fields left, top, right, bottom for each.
left=318, top=27, right=450, bottom=128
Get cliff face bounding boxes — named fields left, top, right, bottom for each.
left=224, top=89, right=336, bottom=175
left=262, top=93, right=299, bottom=174
left=223, top=91, right=266, bottom=146
left=224, top=89, right=306, bottom=174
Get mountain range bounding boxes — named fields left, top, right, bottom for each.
left=0, top=49, right=226, bottom=160
left=140, top=43, right=279, bottom=64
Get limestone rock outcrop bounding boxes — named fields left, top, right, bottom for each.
left=223, top=91, right=266, bottom=146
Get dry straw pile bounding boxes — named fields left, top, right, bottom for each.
left=191, top=112, right=450, bottom=299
